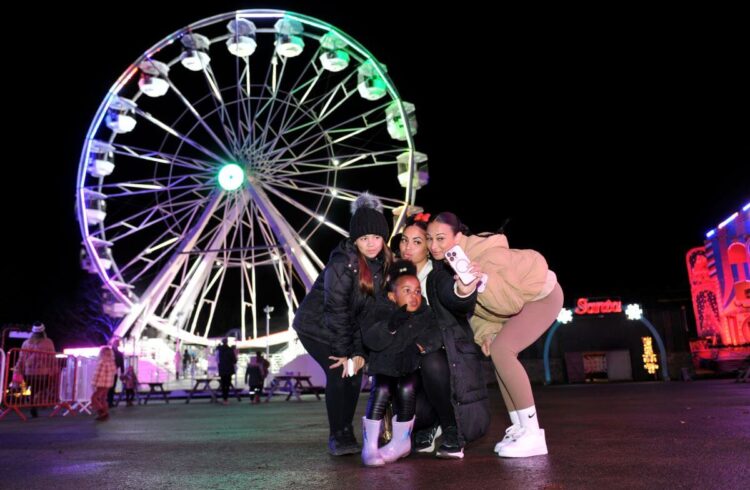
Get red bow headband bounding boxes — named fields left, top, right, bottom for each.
left=414, top=212, right=430, bottom=223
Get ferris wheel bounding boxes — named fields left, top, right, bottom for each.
left=75, top=10, right=427, bottom=346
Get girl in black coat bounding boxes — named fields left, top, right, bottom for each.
left=359, top=261, right=441, bottom=466
left=292, top=193, right=393, bottom=456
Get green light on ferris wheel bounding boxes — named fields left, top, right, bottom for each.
left=218, top=163, right=244, bottom=191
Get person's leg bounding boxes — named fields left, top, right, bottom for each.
left=394, top=372, right=419, bottom=422
left=419, top=350, right=456, bottom=429
left=342, top=368, right=363, bottom=430
left=107, top=375, right=118, bottom=408
left=492, top=283, right=563, bottom=457
left=362, top=375, right=393, bottom=466
left=413, top=386, right=441, bottom=452
left=93, top=388, right=109, bottom=420
left=491, top=284, right=563, bottom=414
left=220, top=374, right=231, bottom=402
left=379, top=372, right=418, bottom=463
left=493, top=368, right=522, bottom=452
left=365, top=375, right=394, bottom=421
left=420, top=350, right=463, bottom=458
left=413, top=384, right=437, bottom=431
left=299, top=335, right=360, bottom=455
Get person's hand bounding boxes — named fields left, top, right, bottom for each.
left=481, top=334, right=496, bottom=357
left=416, top=343, right=425, bottom=354
left=351, top=356, right=365, bottom=375
left=455, top=262, right=483, bottom=296
left=328, top=356, right=348, bottom=378
left=388, top=305, right=411, bottom=333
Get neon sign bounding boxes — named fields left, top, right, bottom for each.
left=574, top=298, right=623, bottom=315
left=642, top=336, right=659, bottom=374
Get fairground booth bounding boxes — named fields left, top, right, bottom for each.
left=686, top=202, right=750, bottom=374
left=541, top=298, right=672, bottom=384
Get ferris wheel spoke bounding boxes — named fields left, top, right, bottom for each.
left=202, top=63, right=242, bottom=152
left=265, top=102, right=393, bottom=171
left=89, top=174, right=213, bottom=200
left=116, top=193, right=212, bottom=277
left=282, top=72, right=358, bottom=135
left=262, top=70, right=366, bottom=159
left=100, top=189, right=212, bottom=243
left=110, top=143, right=215, bottom=172
left=133, top=107, right=230, bottom=164
left=261, top=183, right=348, bottom=236
left=235, top=59, right=253, bottom=149
left=265, top=176, right=405, bottom=210
left=166, top=65, right=241, bottom=158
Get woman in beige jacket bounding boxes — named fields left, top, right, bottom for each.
left=427, top=212, right=563, bottom=458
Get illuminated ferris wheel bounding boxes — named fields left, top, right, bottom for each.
left=75, top=10, right=427, bottom=345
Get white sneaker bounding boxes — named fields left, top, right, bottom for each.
left=496, top=428, right=548, bottom=458
left=494, top=425, right=522, bottom=453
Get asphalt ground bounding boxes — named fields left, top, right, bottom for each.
left=1, top=380, right=748, bottom=489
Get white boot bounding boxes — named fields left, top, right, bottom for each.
left=361, top=417, right=385, bottom=467
left=379, top=416, right=415, bottom=463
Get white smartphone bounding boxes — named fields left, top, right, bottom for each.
left=445, top=245, right=476, bottom=285
left=346, top=358, right=355, bottom=377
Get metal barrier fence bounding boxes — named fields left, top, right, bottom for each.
left=64, top=356, right=99, bottom=415
left=0, top=348, right=75, bottom=421
left=0, top=350, right=5, bottom=410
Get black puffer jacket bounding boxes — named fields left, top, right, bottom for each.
left=361, top=297, right=441, bottom=377
left=427, top=260, right=491, bottom=446
left=293, top=239, right=386, bottom=358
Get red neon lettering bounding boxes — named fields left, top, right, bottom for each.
left=575, top=298, right=622, bottom=315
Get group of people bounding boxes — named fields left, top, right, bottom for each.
left=293, top=193, right=563, bottom=464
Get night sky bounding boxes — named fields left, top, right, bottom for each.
left=2, top=2, right=747, bottom=343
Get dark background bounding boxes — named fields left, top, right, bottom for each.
left=2, top=2, right=747, bottom=345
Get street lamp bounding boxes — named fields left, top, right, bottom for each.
left=263, top=305, right=274, bottom=360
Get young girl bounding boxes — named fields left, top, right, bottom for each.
left=293, top=192, right=393, bottom=455
left=91, top=346, right=117, bottom=421
left=359, top=260, right=441, bottom=466
left=121, top=365, right=139, bottom=406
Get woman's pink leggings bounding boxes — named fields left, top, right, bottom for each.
left=490, top=283, right=563, bottom=411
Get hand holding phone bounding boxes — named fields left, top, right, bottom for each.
left=446, top=245, right=477, bottom=285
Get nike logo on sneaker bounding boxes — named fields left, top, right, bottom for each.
left=528, top=412, right=536, bottom=418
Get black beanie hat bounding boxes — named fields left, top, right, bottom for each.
left=349, top=192, right=390, bottom=241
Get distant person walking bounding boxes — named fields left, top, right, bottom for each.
left=245, top=351, right=270, bottom=404
left=15, top=322, right=56, bottom=418
left=216, top=338, right=237, bottom=405
left=107, top=337, right=124, bottom=408
left=91, top=346, right=117, bottom=421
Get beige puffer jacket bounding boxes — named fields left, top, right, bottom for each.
left=457, top=234, right=548, bottom=345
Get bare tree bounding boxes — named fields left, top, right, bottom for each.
left=49, top=275, right=119, bottom=346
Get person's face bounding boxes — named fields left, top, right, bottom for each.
left=399, top=225, right=429, bottom=266
left=355, top=234, right=384, bottom=259
left=426, top=222, right=462, bottom=260
left=388, top=275, right=423, bottom=312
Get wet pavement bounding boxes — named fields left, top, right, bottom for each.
left=1, top=380, right=748, bottom=489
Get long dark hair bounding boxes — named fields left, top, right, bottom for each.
left=357, top=245, right=393, bottom=295
left=429, top=212, right=471, bottom=235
